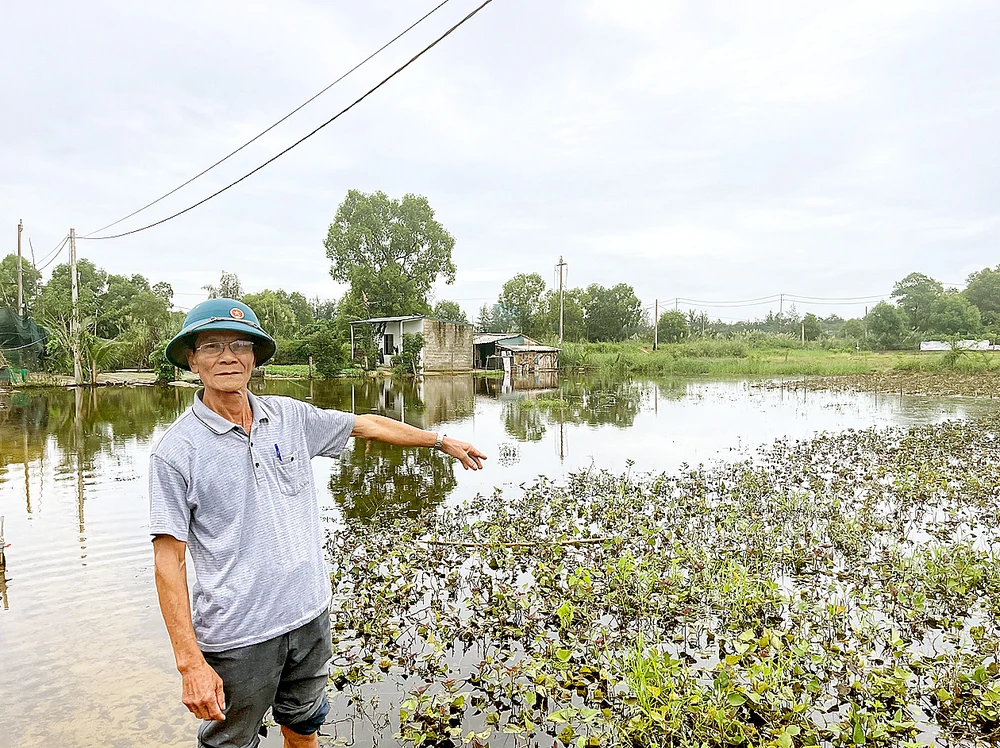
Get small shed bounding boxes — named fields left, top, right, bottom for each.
left=350, top=316, right=473, bottom=372
left=474, top=333, right=559, bottom=372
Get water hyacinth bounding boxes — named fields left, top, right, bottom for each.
left=325, top=417, right=1000, bottom=747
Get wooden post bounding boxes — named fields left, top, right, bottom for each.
left=16, top=220, right=23, bottom=316
left=653, top=298, right=658, bottom=350
left=69, top=228, right=83, bottom=386
left=308, top=355, right=313, bottom=379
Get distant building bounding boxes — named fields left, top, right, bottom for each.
left=919, top=340, right=994, bottom=351
left=349, top=316, right=473, bottom=372
left=473, top=333, right=560, bottom=372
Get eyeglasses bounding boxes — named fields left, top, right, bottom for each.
left=194, top=340, right=256, bottom=357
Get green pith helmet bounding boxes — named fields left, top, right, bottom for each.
left=165, top=298, right=276, bottom=371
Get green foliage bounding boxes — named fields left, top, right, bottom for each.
left=496, top=273, right=547, bottom=337
left=802, top=312, right=822, bottom=341
left=867, top=302, right=908, bottom=350
left=927, top=293, right=982, bottom=337
left=892, top=272, right=944, bottom=331
left=541, top=288, right=587, bottom=341
left=325, top=190, right=456, bottom=318
left=0, top=254, right=43, bottom=311
left=430, top=300, right=468, bottom=325
left=149, top=341, right=176, bottom=382
left=583, top=283, right=644, bottom=341
left=657, top=309, right=688, bottom=344
left=202, top=270, right=243, bottom=300
left=309, top=324, right=346, bottom=379
left=391, top=332, right=424, bottom=376
left=963, top=265, right=1000, bottom=328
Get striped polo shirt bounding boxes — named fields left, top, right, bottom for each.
left=149, top=390, right=355, bottom=652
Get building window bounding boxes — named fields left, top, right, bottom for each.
left=384, top=333, right=394, bottom=356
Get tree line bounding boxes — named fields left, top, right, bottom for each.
left=5, top=188, right=1000, bottom=378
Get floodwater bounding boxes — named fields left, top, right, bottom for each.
left=0, top=375, right=997, bottom=747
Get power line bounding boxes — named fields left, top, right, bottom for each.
left=82, top=0, right=453, bottom=239
left=36, top=235, right=70, bottom=272
left=82, top=0, right=493, bottom=241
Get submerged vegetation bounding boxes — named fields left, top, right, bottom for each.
left=328, top=417, right=1000, bottom=747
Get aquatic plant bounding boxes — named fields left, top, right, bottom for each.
left=326, top=416, right=1000, bottom=746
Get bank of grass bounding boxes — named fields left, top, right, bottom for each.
left=263, top=364, right=367, bottom=379
left=559, top=340, right=1000, bottom=378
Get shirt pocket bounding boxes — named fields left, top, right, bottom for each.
left=274, top=450, right=306, bottom=495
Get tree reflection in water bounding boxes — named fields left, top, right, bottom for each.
left=319, top=376, right=474, bottom=522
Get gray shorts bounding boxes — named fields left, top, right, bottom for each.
left=198, top=611, right=332, bottom=748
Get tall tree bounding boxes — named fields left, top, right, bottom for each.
left=583, top=283, right=644, bottom=342
left=202, top=271, right=244, bottom=300
left=963, top=265, right=1000, bottom=328
left=496, top=273, right=546, bottom=337
left=0, top=255, right=42, bottom=311
left=926, top=294, right=982, bottom=338
left=540, top=288, right=586, bottom=342
left=802, top=313, right=822, bottom=341
left=657, top=310, right=688, bottom=344
left=324, top=190, right=456, bottom=318
left=37, top=258, right=108, bottom=322
left=866, top=302, right=907, bottom=350
left=431, top=300, right=469, bottom=325
left=891, top=272, right=943, bottom=331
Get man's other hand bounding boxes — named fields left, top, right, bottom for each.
left=441, top=437, right=487, bottom=470
left=181, top=659, right=226, bottom=721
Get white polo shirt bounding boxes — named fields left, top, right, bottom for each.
left=149, top=390, right=354, bottom=652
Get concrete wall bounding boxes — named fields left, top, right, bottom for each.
left=421, top=319, right=474, bottom=372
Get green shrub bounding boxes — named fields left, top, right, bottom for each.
left=391, top=333, right=424, bottom=376
left=149, top=341, right=176, bottom=383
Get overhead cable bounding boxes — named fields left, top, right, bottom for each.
left=82, top=0, right=452, bottom=238
left=36, top=235, right=70, bottom=272
left=83, top=0, right=492, bottom=241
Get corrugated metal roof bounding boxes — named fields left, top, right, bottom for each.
left=501, top=344, right=561, bottom=352
left=474, top=333, right=519, bottom=345
left=349, top=315, right=425, bottom=324
left=351, top=316, right=474, bottom=326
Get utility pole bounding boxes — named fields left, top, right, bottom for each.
left=556, top=256, right=567, bottom=344
left=779, top=293, right=784, bottom=316
left=69, top=228, right=83, bottom=386
left=653, top=299, right=658, bottom=350
left=16, top=220, right=23, bottom=316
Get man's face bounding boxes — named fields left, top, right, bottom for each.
left=187, top=330, right=256, bottom=393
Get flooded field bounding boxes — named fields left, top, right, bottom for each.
left=1, top=375, right=998, bottom=747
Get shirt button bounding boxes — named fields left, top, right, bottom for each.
left=255, top=462, right=260, bottom=468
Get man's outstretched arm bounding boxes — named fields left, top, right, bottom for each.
left=351, top=414, right=487, bottom=470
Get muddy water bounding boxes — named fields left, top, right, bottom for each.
left=0, top=376, right=996, bottom=747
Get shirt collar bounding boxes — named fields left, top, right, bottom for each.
left=192, top=389, right=272, bottom=435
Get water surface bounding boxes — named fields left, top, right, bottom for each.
left=0, top=376, right=996, bottom=747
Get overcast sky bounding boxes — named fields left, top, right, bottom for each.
left=2, top=0, right=998, bottom=322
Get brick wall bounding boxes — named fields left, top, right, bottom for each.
left=420, top=319, right=473, bottom=372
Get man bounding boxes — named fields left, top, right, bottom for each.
left=150, top=298, right=486, bottom=748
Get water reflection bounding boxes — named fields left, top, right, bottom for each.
left=3, top=375, right=1000, bottom=747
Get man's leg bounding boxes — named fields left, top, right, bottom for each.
left=199, top=637, right=286, bottom=748
left=272, top=611, right=332, bottom=747
left=280, top=724, right=319, bottom=748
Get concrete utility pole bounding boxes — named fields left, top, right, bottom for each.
left=556, top=256, right=567, bottom=344
left=16, top=219, right=23, bottom=315
left=779, top=293, right=784, bottom=316
left=69, top=228, right=83, bottom=385
left=653, top=299, right=658, bottom=350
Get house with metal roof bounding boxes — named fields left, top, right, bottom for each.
left=349, top=315, right=473, bottom=372
left=473, top=333, right=559, bottom=372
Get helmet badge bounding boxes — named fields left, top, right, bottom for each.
left=230, top=307, right=245, bottom=319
